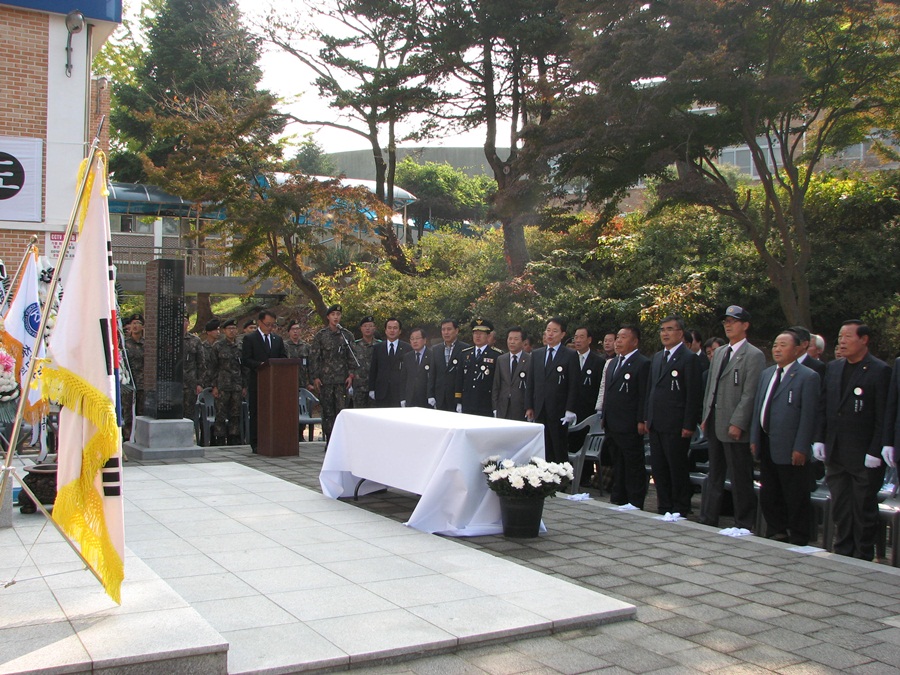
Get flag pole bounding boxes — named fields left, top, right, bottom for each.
left=0, top=118, right=105, bottom=506
left=1, top=235, right=39, bottom=313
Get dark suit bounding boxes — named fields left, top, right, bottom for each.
left=602, top=351, right=651, bottom=507
left=457, top=345, right=503, bottom=417
left=816, top=353, right=890, bottom=559
left=526, top=344, right=579, bottom=463
left=700, top=340, right=766, bottom=529
left=369, top=340, right=411, bottom=407
left=570, top=350, right=606, bottom=478
left=429, top=340, right=469, bottom=411
left=750, top=362, right=819, bottom=544
left=492, top=350, right=530, bottom=421
left=797, top=353, right=826, bottom=379
left=401, top=348, right=433, bottom=408
left=241, top=329, right=287, bottom=450
left=646, top=344, right=703, bottom=515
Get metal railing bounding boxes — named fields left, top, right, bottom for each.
left=112, top=245, right=238, bottom=277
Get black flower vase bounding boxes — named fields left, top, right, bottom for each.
left=499, top=496, right=545, bottom=537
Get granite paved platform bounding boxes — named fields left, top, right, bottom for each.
left=1, top=461, right=634, bottom=674
left=126, top=442, right=900, bottom=674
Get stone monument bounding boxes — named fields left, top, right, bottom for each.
left=123, top=259, right=203, bottom=460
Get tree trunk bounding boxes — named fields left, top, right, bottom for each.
left=194, top=292, right=213, bottom=331
left=500, top=214, right=529, bottom=277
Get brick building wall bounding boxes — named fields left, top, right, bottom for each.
left=0, top=6, right=49, bottom=247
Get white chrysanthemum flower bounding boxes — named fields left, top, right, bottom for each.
left=489, top=471, right=503, bottom=482
left=501, top=459, right=515, bottom=469
left=487, top=455, right=500, bottom=463
left=510, top=475, right=525, bottom=489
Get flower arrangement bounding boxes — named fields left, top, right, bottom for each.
left=482, top=456, right=574, bottom=499
left=0, top=346, right=21, bottom=423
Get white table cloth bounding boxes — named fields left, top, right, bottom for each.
left=319, top=407, right=545, bottom=536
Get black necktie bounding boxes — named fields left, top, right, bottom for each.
left=546, top=347, right=555, bottom=370
left=416, top=351, right=421, bottom=366
left=389, top=343, right=395, bottom=357
left=613, top=355, right=623, bottom=376
left=511, top=354, right=518, bottom=373
left=664, top=350, right=671, bottom=363
left=762, top=367, right=783, bottom=434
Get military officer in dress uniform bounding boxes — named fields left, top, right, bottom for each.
left=456, top=319, right=502, bottom=417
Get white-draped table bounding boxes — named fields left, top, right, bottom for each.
left=319, top=407, right=545, bottom=536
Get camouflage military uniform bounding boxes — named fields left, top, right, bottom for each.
left=285, top=339, right=311, bottom=389
left=123, top=336, right=144, bottom=437
left=182, top=332, right=203, bottom=420
left=199, top=339, right=218, bottom=389
left=352, top=338, right=381, bottom=408
left=310, top=326, right=357, bottom=442
left=213, top=337, right=244, bottom=443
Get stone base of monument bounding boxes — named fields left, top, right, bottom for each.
left=123, top=416, right=205, bottom=460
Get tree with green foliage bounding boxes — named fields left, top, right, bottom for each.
left=262, top=0, right=448, bottom=275
left=394, top=158, right=495, bottom=239
left=423, top=0, right=571, bottom=278
left=531, top=0, right=900, bottom=327
left=111, top=0, right=265, bottom=182
left=141, top=91, right=388, bottom=319
left=284, top=133, right=339, bottom=176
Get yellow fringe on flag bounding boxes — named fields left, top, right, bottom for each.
left=0, top=315, right=49, bottom=424
left=40, top=361, right=123, bottom=603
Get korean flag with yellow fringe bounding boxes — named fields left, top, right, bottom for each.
left=41, top=153, right=124, bottom=603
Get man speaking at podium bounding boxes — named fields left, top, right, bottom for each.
left=242, top=309, right=287, bottom=452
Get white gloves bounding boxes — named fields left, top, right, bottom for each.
left=865, top=454, right=882, bottom=469
left=400, top=400, right=406, bottom=408
left=882, top=446, right=897, bottom=467
left=561, top=411, right=577, bottom=425
left=369, top=390, right=376, bottom=400
left=427, top=397, right=436, bottom=408
left=493, top=410, right=497, bottom=418
left=347, top=386, right=354, bottom=396
left=812, top=443, right=826, bottom=462
left=456, top=403, right=463, bottom=413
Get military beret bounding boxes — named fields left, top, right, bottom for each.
left=359, top=315, right=375, bottom=327
left=471, top=318, right=494, bottom=332
left=129, top=314, right=144, bottom=325
left=326, top=304, right=342, bottom=315
left=221, top=319, right=237, bottom=329
left=242, top=319, right=257, bottom=329
left=205, top=319, right=221, bottom=332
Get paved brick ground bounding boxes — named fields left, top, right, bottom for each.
left=130, top=443, right=900, bottom=674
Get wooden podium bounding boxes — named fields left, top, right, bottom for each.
left=257, top=358, right=301, bottom=457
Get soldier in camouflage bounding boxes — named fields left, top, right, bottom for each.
left=352, top=315, right=380, bottom=408
left=199, top=319, right=221, bottom=390
left=284, top=320, right=311, bottom=389
left=123, top=315, right=145, bottom=438
left=310, top=304, right=357, bottom=445
left=182, top=317, right=203, bottom=421
left=213, top=319, right=244, bottom=445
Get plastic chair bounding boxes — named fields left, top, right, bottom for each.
left=196, top=388, right=216, bottom=447
left=876, top=466, right=899, bottom=564
left=299, top=388, right=323, bottom=442
left=566, top=413, right=604, bottom=494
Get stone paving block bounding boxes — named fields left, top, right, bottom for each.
left=598, top=646, right=677, bottom=673
left=656, top=581, right=710, bottom=598
left=728, top=643, right=805, bottom=670
left=726, top=602, right=789, bottom=621
left=467, top=649, right=546, bottom=675
left=778, top=600, right=840, bottom=620
left=633, top=605, right=678, bottom=624
left=606, top=583, right=658, bottom=600
left=531, top=648, right=611, bottom=675
left=778, top=662, right=846, bottom=675
left=725, top=571, right=773, bottom=586
left=823, top=613, right=892, bottom=634
left=743, top=590, right=802, bottom=608
left=767, top=614, right=833, bottom=635
left=405, top=652, right=491, bottom=675
left=672, top=604, right=732, bottom=623
left=640, top=593, right=696, bottom=611
left=665, top=645, right=742, bottom=672
left=688, top=628, right=758, bottom=654
left=794, top=641, right=874, bottom=670
left=809, top=626, right=881, bottom=650
left=750, top=627, right=821, bottom=652
left=637, top=632, right=696, bottom=656
left=706, top=581, right=762, bottom=598
left=690, top=591, right=746, bottom=609
left=847, top=662, right=900, bottom=675
left=712, top=614, right=773, bottom=636
left=561, top=633, right=630, bottom=657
